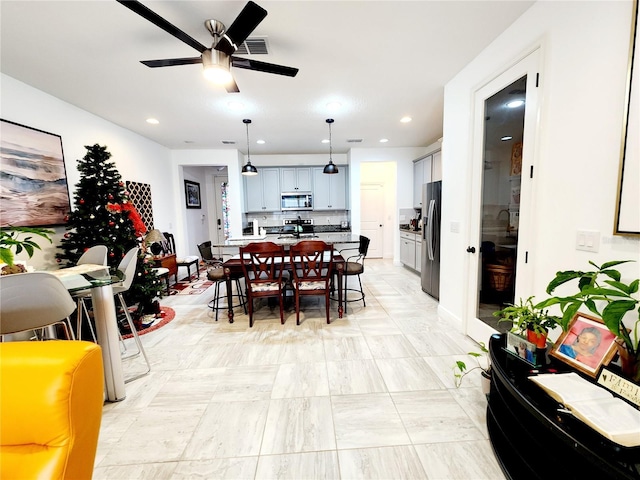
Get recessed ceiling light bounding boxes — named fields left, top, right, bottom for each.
left=227, top=101, right=245, bottom=110
left=501, top=136, right=513, bottom=141
left=184, top=140, right=195, bottom=144
left=400, top=116, right=412, bottom=123
left=379, top=138, right=389, bottom=143
left=256, top=139, right=265, bottom=144
left=506, top=99, right=525, bottom=108
left=146, top=118, right=159, bottom=124
left=321, top=139, right=330, bottom=144
left=326, top=101, right=342, bottom=110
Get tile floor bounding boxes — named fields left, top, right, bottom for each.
left=94, top=259, right=506, bottom=479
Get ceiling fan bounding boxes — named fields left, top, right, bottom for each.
left=117, top=0, right=299, bottom=93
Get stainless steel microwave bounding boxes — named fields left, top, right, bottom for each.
left=281, top=192, right=313, bottom=211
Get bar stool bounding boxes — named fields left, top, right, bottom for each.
left=206, top=266, right=247, bottom=321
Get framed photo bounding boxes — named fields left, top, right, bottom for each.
left=550, top=313, right=618, bottom=378
left=506, top=331, right=541, bottom=366
left=0, top=119, right=71, bottom=226
left=184, top=180, right=201, bottom=209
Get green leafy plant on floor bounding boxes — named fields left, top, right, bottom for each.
left=0, top=226, right=54, bottom=273
left=453, top=342, right=490, bottom=388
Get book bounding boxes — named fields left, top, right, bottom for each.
left=529, top=372, right=640, bottom=448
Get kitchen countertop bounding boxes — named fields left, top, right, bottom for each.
left=213, top=233, right=360, bottom=248
left=399, top=227, right=422, bottom=235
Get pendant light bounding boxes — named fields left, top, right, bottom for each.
left=241, top=119, right=258, bottom=176
left=323, top=118, right=339, bottom=174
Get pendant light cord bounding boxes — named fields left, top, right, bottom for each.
left=245, top=119, right=251, bottom=161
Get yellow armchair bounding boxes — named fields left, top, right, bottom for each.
left=0, top=341, right=104, bottom=480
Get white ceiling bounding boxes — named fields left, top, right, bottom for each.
left=0, top=1, right=533, bottom=155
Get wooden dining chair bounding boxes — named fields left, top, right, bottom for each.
left=240, top=242, right=287, bottom=327
left=289, top=240, right=334, bottom=325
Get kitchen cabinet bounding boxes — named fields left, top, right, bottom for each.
left=244, top=168, right=281, bottom=212
left=400, top=231, right=417, bottom=270
left=413, top=150, right=441, bottom=208
left=281, top=167, right=312, bottom=191
left=400, top=230, right=422, bottom=272
left=312, top=167, right=347, bottom=210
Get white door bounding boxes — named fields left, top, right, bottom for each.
left=360, top=183, right=384, bottom=258
left=213, top=175, right=227, bottom=245
left=465, top=50, right=540, bottom=345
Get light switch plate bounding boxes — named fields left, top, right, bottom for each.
left=576, top=230, right=600, bottom=252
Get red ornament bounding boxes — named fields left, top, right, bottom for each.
left=64, top=215, right=69, bottom=222
left=56, top=258, right=61, bottom=263
left=64, top=233, right=70, bottom=238
left=109, top=221, right=115, bottom=227
left=79, top=199, right=85, bottom=204
left=109, top=252, right=115, bottom=258
left=108, top=194, right=114, bottom=200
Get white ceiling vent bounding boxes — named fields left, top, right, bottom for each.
left=234, top=37, right=270, bottom=55
left=347, top=139, right=363, bottom=143
left=221, top=140, right=236, bottom=145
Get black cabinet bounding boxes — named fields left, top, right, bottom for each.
left=487, top=334, right=640, bottom=480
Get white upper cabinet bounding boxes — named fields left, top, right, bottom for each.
left=281, top=167, right=312, bottom=191
left=413, top=151, right=439, bottom=208
left=312, top=167, right=347, bottom=210
left=244, top=168, right=281, bottom=212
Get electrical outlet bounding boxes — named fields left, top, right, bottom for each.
left=576, top=230, right=600, bottom=252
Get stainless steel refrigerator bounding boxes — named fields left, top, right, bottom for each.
left=421, top=181, right=441, bottom=299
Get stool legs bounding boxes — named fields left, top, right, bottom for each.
left=208, top=278, right=246, bottom=321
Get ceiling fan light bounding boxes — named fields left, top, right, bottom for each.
left=202, top=49, right=233, bottom=84
left=203, top=64, right=233, bottom=84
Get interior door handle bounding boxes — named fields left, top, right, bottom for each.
left=466, top=246, right=476, bottom=253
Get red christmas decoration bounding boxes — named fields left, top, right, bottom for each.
left=79, top=199, right=85, bottom=204
left=56, top=258, right=61, bottom=263
left=64, top=215, right=69, bottom=222
left=109, top=252, right=115, bottom=258
left=109, top=221, right=115, bottom=227
left=108, top=193, right=114, bottom=200
left=64, top=233, right=70, bottom=238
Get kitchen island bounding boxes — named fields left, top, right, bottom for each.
left=210, top=234, right=360, bottom=324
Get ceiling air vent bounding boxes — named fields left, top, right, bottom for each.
left=234, top=37, right=269, bottom=55
left=221, top=140, right=236, bottom=145
left=347, top=139, right=363, bottom=143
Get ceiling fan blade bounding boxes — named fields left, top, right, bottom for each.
left=117, top=0, right=208, bottom=54
left=225, top=78, right=240, bottom=93
left=141, top=57, right=202, bottom=68
left=214, top=1, right=267, bottom=56
left=231, top=57, right=299, bottom=77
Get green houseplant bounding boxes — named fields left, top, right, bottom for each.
left=493, top=296, right=559, bottom=348
left=0, top=226, right=54, bottom=274
left=453, top=342, right=491, bottom=392
left=538, top=260, right=639, bottom=382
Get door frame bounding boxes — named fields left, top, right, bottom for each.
left=465, top=49, right=542, bottom=344
left=360, top=182, right=385, bottom=258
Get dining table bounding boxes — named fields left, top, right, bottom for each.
left=47, top=264, right=126, bottom=402
left=212, top=233, right=360, bottom=323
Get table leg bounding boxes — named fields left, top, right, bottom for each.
left=224, top=267, right=234, bottom=323
left=337, top=264, right=344, bottom=319
left=91, top=284, right=126, bottom=401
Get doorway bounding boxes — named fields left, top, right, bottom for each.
left=466, top=50, right=540, bottom=344
left=360, top=183, right=384, bottom=258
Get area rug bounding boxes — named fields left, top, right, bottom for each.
left=170, top=271, right=214, bottom=296
left=122, top=306, right=175, bottom=339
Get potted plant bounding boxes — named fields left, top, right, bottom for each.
left=0, top=226, right=54, bottom=274
left=538, top=260, right=639, bottom=382
left=493, top=296, right=559, bottom=348
left=453, top=342, right=492, bottom=394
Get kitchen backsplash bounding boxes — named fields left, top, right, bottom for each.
left=243, top=211, right=350, bottom=231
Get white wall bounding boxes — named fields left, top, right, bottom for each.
left=440, top=1, right=640, bottom=330
left=1, top=74, right=173, bottom=270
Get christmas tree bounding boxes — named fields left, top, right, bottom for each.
left=57, top=144, right=162, bottom=322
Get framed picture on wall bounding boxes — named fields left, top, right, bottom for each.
left=184, top=180, right=201, bottom=209
left=550, top=313, right=618, bottom=378
left=0, top=119, right=71, bottom=227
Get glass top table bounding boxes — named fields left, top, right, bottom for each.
left=48, top=263, right=127, bottom=402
